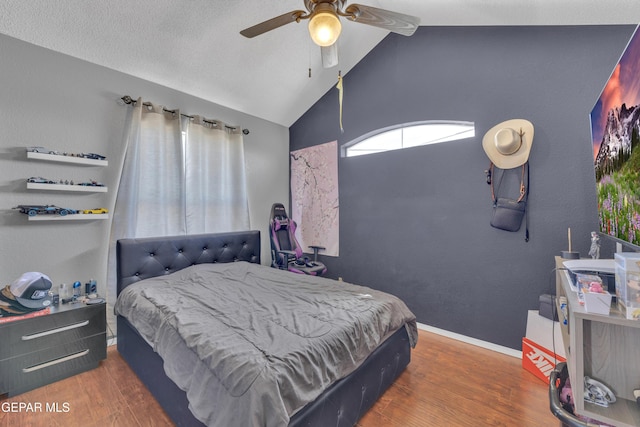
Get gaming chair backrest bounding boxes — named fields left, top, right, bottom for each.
left=270, top=203, right=302, bottom=258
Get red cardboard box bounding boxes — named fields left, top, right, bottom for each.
left=522, top=337, right=566, bottom=384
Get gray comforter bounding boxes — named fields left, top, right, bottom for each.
left=114, top=261, right=417, bottom=427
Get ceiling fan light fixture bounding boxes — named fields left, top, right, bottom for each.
left=308, top=8, right=342, bottom=47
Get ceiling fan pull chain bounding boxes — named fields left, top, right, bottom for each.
left=336, top=70, right=344, bottom=132
left=308, top=37, right=312, bottom=78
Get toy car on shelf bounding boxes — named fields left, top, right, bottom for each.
left=82, top=207, right=109, bottom=214
left=26, top=146, right=61, bottom=155
left=79, top=153, right=106, bottom=160
left=77, top=180, right=105, bottom=187
left=26, top=147, right=106, bottom=160
left=27, top=176, right=57, bottom=184
left=13, top=205, right=78, bottom=216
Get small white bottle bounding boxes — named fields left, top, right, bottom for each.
left=59, top=283, right=71, bottom=299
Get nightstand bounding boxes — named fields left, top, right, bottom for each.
left=0, top=300, right=106, bottom=397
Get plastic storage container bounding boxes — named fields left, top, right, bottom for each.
left=614, top=252, right=640, bottom=320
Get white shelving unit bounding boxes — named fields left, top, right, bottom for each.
left=27, top=151, right=108, bottom=167
left=19, top=149, right=109, bottom=222
left=27, top=183, right=108, bottom=192
left=555, top=257, right=640, bottom=427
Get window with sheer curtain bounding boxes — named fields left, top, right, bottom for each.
left=106, top=99, right=250, bottom=331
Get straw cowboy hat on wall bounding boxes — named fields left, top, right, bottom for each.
left=482, top=119, right=534, bottom=169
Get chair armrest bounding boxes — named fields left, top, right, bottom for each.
left=273, top=249, right=296, bottom=270
left=308, top=246, right=325, bottom=262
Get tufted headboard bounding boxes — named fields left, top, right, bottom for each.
left=116, top=230, right=260, bottom=295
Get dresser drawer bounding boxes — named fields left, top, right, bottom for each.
left=0, top=303, right=106, bottom=360
left=0, top=332, right=106, bottom=395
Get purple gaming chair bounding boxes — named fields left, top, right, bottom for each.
left=269, top=203, right=327, bottom=276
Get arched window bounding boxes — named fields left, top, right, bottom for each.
left=342, top=120, right=475, bottom=157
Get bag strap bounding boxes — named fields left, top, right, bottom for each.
left=524, top=161, right=530, bottom=242
left=488, top=162, right=527, bottom=203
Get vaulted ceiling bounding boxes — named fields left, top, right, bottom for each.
left=1, top=1, right=639, bottom=127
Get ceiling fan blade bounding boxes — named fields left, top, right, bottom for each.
left=240, top=10, right=307, bottom=38
left=345, top=4, right=420, bottom=36
left=321, top=43, right=339, bottom=68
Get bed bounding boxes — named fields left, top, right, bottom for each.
left=115, top=230, right=417, bottom=427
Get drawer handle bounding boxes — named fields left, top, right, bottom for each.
left=21, top=320, right=90, bottom=341
left=22, top=349, right=90, bottom=373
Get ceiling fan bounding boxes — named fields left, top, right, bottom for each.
left=240, top=0, right=420, bottom=68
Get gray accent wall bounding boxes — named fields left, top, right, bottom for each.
left=290, top=26, right=634, bottom=350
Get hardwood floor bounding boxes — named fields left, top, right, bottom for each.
left=0, top=329, right=559, bottom=426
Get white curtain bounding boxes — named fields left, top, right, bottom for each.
left=106, top=99, right=249, bottom=336
left=113, top=101, right=185, bottom=238
left=184, top=115, right=249, bottom=233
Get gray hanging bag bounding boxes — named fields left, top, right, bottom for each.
left=487, top=162, right=529, bottom=241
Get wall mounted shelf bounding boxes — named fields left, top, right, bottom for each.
left=27, top=183, right=108, bottom=193
left=27, top=152, right=108, bottom=167
left=21, top=148, right=109, bottom=223
left=27, top=214, right=109, bottom=221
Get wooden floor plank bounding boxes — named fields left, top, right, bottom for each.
left=0, top=329, right=558, bottom=426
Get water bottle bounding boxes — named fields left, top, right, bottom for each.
left=59, top=283, right=70, bottom=299
left=73, top=281, right=81, bottom=298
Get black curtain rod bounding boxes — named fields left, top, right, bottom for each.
left=119, top=95, right=249, bottom=135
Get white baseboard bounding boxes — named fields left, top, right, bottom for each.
left=416, top=322, right=522, bottom=359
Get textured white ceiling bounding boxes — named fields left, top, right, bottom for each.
left=1, top=1, right=639, bottom=127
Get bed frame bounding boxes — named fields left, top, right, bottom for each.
left=116, top=230, right=412, bottom=427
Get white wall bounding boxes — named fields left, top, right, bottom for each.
left=0, top=34, right=289, bottom=332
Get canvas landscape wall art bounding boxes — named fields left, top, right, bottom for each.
left=592, top=25, right=640, bottom=247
